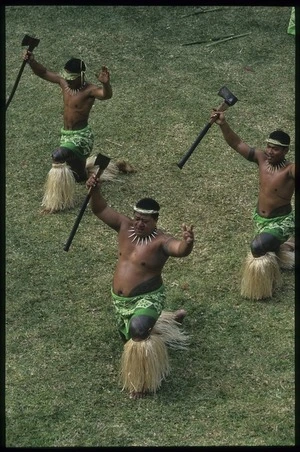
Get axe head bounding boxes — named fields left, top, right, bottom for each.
left=94, top=153, right=111, bottom=170
left=21, top=34, right=40, bottom=51
left=218, top=86, right=238, bottom=106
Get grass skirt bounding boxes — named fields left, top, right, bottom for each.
left=42, top=162, right=76, bottom=212
left=241, top=252, right=282, bottom=300
left=120, top=311, right=189, bottom=395
left=42, top=156, right=122, bottom=212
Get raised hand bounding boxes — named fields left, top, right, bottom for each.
left=86, top=173, right=100, bottom=190
left=23, top=50, right=34, bottom=62
left=96, top=66, right=110, bottom=84
left=182, top=223, right=194, bottom=243
left=210, top=109, right=225, bottom=125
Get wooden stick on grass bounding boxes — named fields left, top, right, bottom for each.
left=206, top=32, right=251, bottom=47
left=180, top=8, right=222, bottom=18
left=182, top=35, right=235, bottom=46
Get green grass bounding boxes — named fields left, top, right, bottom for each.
left=5, top=5, right=295, bottom=447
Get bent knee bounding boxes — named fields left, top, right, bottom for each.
left=129, top=315, right=157, bottom=341
left=250, top=233, right=281, bottom=257
left=52, top=147, right=87, bottom=182
left=52, top=147, right=72, bottom=163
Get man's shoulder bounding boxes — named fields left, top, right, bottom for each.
left=157, top=230, right=174, bottom=242
left=81, top=82, right=101, bottom=98
left=85, top=82, right=99, bottom=90
left=255, top=148, right=265, bottom=156
left=256, top=149, right=267, bottom=163
left=119, top=216, right=134, bottom=229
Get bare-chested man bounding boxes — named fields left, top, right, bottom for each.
left=23, top=51, right=133, bottom=213
left=212, top=109, right=295, bottom=299
left=86, top=172, right=194, bottom=398
left=24, top=51, right=112, bottom=180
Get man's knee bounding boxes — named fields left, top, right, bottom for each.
left=52, top=147, right=86, bottom=182
left=52, top=147, right=72, bottom=163
left=129, top=315, right=157, bottom=341
left=250, top=232, right=281, bottom=257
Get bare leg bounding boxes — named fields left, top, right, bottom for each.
left=280, top=236, right=295, bottom=252
left=115, top=160, right=137, bottom=173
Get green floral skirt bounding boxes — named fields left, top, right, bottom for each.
left=111, top=285, right=166, bottom=341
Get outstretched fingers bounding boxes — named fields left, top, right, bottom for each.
left=182, top=223, right=194, bottom=243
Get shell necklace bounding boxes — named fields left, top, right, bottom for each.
left=128, top=227, right=158, bottom=245
left=266, top=158, right=287, bottom=173
left=64, top=82, right=87, bottom=96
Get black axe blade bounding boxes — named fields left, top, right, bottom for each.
left=218, top=86, right=238, bottom=107
left=21, top=34, right=40, bottom=51
left=94, top=153, right=111, bottom=169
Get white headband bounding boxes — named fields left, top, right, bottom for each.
left=133, top=206, right=159, bottom=215
left=265, top=138, right=289, bottom=147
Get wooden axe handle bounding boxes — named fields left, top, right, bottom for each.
left=177, top=100, right=229, bottom=169
left=6, top=37, right=40, bottom=110
left=63, top=155, right=110, bottom=252
left=209, top=100, right=229, bottom=125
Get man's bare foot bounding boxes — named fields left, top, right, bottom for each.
left=116, top=160, right=137, bottom=174
left=280, top=238, right=295, bottom=252
left=129, top=391, right=147, bottom=399
left=40, top=208, right=54, bottom=214
left=174, top=309, right=187, bottom=324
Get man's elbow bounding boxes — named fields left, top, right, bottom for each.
left=91, top=204, right=103, bottom=217
left=179, top=243, right=194, bottom=257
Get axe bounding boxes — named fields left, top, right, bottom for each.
left=63, top=153, right=111, bottom=252
left=6, top=34, right=40, bottom=111
left=177, top=86, right=238, bottom=169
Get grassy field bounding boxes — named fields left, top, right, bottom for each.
left=5, top=5, right=295, bottom=447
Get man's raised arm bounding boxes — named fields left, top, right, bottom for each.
left=90, top=66, right=112, bottom=100
left=86, top=174, right=125, bottom=232
left=212, top=110, right=257, bottom=162
left=24, top=51, right=62, bottom=84
left=163, top=224, right=194, bottom=257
